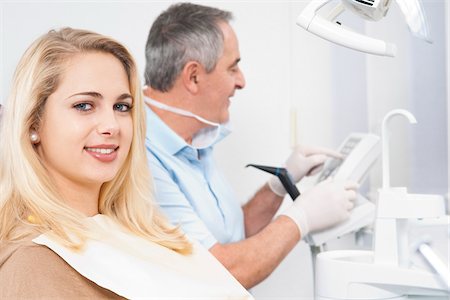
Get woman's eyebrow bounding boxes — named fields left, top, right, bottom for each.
left=117, top=93, right=133, bottom=101
left=66, top=91, right=102, bottom=99
left=65, top=92, right=132, bottom=101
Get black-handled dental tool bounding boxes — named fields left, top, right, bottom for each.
left=246, top=164, right=300, bottom=201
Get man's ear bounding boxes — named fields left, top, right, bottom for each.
left=181, top=61, right=201, bottom=94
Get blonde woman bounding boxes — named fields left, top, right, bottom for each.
left=0, top=28, right=252, bottom=299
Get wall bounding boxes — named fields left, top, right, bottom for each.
left=365, top=0, right=448, bottom=195
left=447, top=0, right=450, bottom=201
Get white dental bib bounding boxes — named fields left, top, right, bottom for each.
left=33, top=214, right=252, bottom=299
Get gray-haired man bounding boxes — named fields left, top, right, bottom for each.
left=143, top=2, right=358, bottom=289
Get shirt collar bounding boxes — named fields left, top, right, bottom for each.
left=145, top=102, right=187, bottom=156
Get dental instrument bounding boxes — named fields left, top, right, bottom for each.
left=246, top=164, right=300, bottom=201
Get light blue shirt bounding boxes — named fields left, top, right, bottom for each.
left=145, top=105, right=245, bottom=249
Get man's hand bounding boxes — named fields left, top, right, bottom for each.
left=281, top=179, right=358, bottom=238
left=268, top=145, right=342, bottom=197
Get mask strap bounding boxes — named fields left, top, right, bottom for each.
left=145, top=97, right=219, bottom=127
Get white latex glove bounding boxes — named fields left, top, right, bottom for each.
left=280, top=179, right=358, bottom=238
left=268, top=145, right=343, bottom=197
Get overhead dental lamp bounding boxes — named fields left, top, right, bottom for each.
left=297, top=0, right=432, bottom=57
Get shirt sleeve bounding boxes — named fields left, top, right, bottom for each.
left=0, top=243, right=124, bottom=299
left=148, top=152, right=218, bottom=249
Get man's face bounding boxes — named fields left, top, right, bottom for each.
left=196, top=22, right=246, bottom=124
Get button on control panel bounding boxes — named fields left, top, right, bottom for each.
left=317, top=137, right=362, bottom=182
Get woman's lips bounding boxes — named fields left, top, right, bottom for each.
left=84, top=145, right=119, bottom=162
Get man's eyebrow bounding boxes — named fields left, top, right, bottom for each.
left=231, top=58, right=241, bottom=67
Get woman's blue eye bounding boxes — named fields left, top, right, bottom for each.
left=114, top=103, right=132, bottom=112
left=74, top=103, right=93, bottom=111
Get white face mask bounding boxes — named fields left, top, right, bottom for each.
left=145, top=97, right=231, bottom=149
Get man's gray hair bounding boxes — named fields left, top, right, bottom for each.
left=144, top=3, right=233, bottom=92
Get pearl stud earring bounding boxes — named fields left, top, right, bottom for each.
left=30, top=131, right=40, bottom=143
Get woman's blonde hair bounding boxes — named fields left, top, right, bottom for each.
left=0, top=27, right=191, bottom=254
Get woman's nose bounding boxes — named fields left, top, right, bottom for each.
left=97, top=110, right=119, bottom=136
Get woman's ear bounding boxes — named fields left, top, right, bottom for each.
left=181, top=61, right=200, bottom=94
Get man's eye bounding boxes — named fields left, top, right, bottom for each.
left=73, top=103, right=93, bottom=111
left=230, top=66, right=239, bottom=73
left=114, top=103, right=132, bottom=112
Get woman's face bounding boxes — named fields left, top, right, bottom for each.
left=36, top=52, right=133, bottom=189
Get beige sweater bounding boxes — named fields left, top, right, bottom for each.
left=0, top=239, right=124, bottom=299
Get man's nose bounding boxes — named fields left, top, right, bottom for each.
left=235, top=68, right=246, bottom=90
